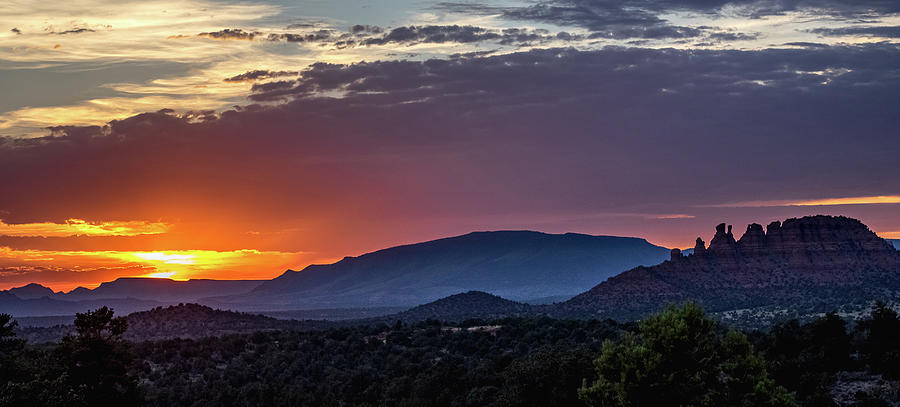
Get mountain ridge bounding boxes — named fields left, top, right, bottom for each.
left=213, top=230, right=670, bottom=309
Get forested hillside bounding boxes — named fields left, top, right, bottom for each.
left=5, top=302, right=900, bottom=406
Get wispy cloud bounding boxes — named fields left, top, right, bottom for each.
left=707, top=195, right=900, bottom=208
left=648, top=214, right=696, bottom=220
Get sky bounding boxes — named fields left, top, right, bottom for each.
left=1, top=0, right=899, bottom=291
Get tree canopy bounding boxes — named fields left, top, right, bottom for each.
left=579, top=303, right=796, bottom=407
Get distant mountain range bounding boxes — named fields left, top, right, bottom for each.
left=9, top=278, right=263, bottom=302
left=4, top=221, right=896, bottom=322
left=1, top=279, right=264, bottom=317
left=890, top=239, right=900, bottom=250
left=1, top=230, right=667, bottom=317
left=210, top=231, right=670, bottom=309
left=13, top=216, right=900, bottom=342
left=67, top=278, right=264, bottom=302
left=0, top=291, right=165, bottom=318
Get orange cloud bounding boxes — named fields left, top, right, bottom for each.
left=648, top=214, right=695, bottom=220
left=0, top=219, right=170, bottom=237
left=709, top=195, right=900, bottom=208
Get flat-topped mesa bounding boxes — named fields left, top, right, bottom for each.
left=764, top=215, right=897, bottom=262
left=690, top=215, right=897, bottom=264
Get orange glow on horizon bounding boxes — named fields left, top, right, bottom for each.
left=131, top=252, right=196, bottom=265
left=711, top=195, right=900, bottom=208
left=140, top=271, right=184, bottom=280
left=792, top=196, right=900, bottom=206
left=0, top=246, right=311, bottom=291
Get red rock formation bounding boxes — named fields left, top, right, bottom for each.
left=737, top=223, right=767, bottom=256
left=708, top=223, right=737, bottom=254
left=555, top=215, right=900, bottom=321
left=694, top=237, right=707, bottom=255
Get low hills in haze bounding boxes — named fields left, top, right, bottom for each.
left=1, top=278, right=264, bottom=317
left=890, top=239, right=900, bottom=250
left=66, top=278, right=264, bottom=302
left=211, top=231, right=670, bottom=309
left=15, top=303, right=332, bottom=343
left=0, top=292, right=164, bottom=318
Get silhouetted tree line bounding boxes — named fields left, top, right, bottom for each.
left=3, top=302, right=900, bottom=406
left=0, top=307, right=141, bottom=406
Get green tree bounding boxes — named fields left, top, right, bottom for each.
left=58, top=306, right=142, bottom=406
left=0, top=313, right=26, bottom=386
left=494, top=346, right=597, bottom=407
left=579, top=303, right=796, bottom=407
left=858, top=301, right=900, bottom=378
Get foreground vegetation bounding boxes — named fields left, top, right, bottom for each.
left=3, top=302, right=900, bottom=406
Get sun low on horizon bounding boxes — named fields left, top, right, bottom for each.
left=1, top=0, right=898, bottom=292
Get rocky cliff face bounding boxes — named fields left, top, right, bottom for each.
left=555, top=215, right=900, bottom=320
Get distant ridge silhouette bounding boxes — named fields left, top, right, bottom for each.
left=211, top=230, right=670, bottom=309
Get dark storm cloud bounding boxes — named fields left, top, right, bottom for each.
left=437, top=0, right=900, bottom=33
left=52, top=28, right=95, bottom=35
left=440, top=0, right=900, bottom=16
left=249, top=80, right=295, bottom=94
left=436, top=2, right=746, bottom=40
left=782, top=41, right=831, bottom=48
left=197, top=29, right=263, bottom=41
left=197, top=25, right=549, bottom=48
left=0, top=45, right=898, bottom=230
left=223, top=70, right=300, bottom=83
left=261, top=25, right=580, bottom=48
left=809, top=26, right=900, bottom=38
left=350, top=25, right=384, bottom=34
left=436, top=1, right=693, bottom=39
left=352, top=25, right=579, bottom=47
left=706, top=31, right=760, bottom=42
left=268, top=30, right=336, bottom=43
left=477, top=1, right=705, bottom=40
left=362, top=25, right=501, bottom=45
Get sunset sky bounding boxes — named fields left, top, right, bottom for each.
left=1, top=0, right=898, bottom=291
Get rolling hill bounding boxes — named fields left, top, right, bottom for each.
left=1, top=278, right=265, bottom=317
left=14, top=303, right=333, bottom=343
left=0, top=291, right=165, bottom=318
left=384, top=291, right=533, bottom=322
